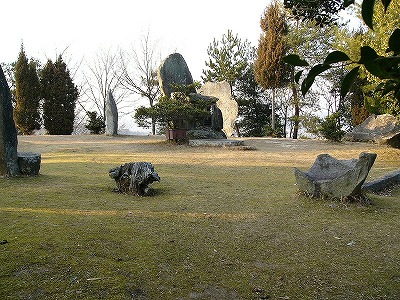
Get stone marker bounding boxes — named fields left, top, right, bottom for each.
left=294, top=152, right=377, bottom=200
left=0, top=66, right=19, bottom=176
left=198, top=81, right=238, bottom=137
left=344, top=114, right=400, bottom=148
left=105, top=90, right=118, bottom=135
left=109, top=162, right=160, bottom=196
left=158, top=53, right=195, bottom=97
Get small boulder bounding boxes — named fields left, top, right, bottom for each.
left=344, top=114, right=400, bottom=148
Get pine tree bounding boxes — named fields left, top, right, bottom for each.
left=41, top=56, right=78, bottom=135
left=201, top=30, right=251, bottom=94
left=236, top=62, right=273, bottom=137
left=14, top=44, right=41, bottom=134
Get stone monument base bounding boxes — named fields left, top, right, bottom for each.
left=189, top=139, right=244, bottom=147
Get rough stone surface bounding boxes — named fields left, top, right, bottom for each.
left=158, top=53, right=195, bottom=97
left=0, top=66, right=19, bottom=176
left=344, top=114, right=400, bottom=148
left=362, top=169, right=400, bottom=193
left=17, top=152, right=41, bottom=176
left=294, top=152, right=377, bottom=199
left=105, top=90, right=118, bottom=135
left=198, top=81, right=239, bottom=137
left=109, top=162, right=160, bottom=196
left=210, top=104, right=223, bottom=131
left=189, top=139, right=244, bottom=147
left=187, top=127, right=227, bottom=140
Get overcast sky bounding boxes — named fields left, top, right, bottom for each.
left=3, top=0, right=269, bottom=81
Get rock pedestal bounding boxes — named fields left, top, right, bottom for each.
left=105, top=91, right=118, bottom=135
left=294, top=152, right=377, bottom=200
left=0, top=66, right=19, bottom=176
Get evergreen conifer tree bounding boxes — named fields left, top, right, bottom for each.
left=255, top=0, right=292, bottom=132
left=201, top=30, right=251, bottom=95
left=41, top=56, right=78, bottom=135
left=14, top=44, right=41, bottom=134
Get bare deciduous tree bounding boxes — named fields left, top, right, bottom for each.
left=80, top=48, right=129, bottom=123
left=120, top=32, right=161, bottom=135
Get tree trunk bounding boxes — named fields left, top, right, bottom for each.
left=271, top=88, right=275, bottom=131
left=151, top=118, right=156, bottom=135
left=291, top=83, right=299, bottom=139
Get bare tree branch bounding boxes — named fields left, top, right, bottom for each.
left=119, top=31, right=161, bottom=134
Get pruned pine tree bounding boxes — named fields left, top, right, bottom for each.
left=255, top=0, right=291, bottom=132
left=202, top=30, right=251, bottom=95
left=41, top=56, right=78, bottom=135
left=14, top=44, right=41, bottom=134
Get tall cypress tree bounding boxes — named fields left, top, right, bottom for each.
left=255, top=0, right=291, bottom=132
left=41, top=56, right=78, bottom=135
left=14, top=44, right=41, bottom=134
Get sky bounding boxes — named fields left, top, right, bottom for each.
left=3, top=0, right=269, bottom=81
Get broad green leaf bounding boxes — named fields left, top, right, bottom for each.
left=358, top=46, right=378, bottom=64
left=388, top=29, right=400, bottom=54
left=380, top=81, right=396, bottom=96
left=362, top=0, right=376, bottom=30
left=295, top=70, right=303, bottom=84
left=283, top=54, right=309, bottom=67
left=344, top=0, right=355, bottom=7
left=323, top=51, right=350, bottom=65
left=365, top=57, right=400, bottom=79
left=381, top=0, right=392, bottom=12
left=340, top=66, right=360, bottom=98
left=301, top=64, right=331, bottom=96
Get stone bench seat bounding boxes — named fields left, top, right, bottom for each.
left=17, top=152, right=41, bottom=176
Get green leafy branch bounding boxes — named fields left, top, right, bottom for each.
left=284, top=0, right=400, bottom=101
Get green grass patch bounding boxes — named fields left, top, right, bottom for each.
left=1, top=135, right=399, bottom=299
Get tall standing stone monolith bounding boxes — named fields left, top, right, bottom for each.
left=198, top=81, right=238, bottom=137
left=158, top=53, right=195, bottom=97
left=0, top=66, right=19, bottom=176
left=105, top=90, right=118, bottom=135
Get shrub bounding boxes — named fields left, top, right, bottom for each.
left=318, top=112, right=345, bottom=142
left=85, top=111, right=105, bottom=134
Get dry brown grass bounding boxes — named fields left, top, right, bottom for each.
left=1, top=134, right=399, bottom=299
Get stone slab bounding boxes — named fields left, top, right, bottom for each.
left=362, top=169, right=400, bottom=193
left=189, top=139, right=244, bottom=147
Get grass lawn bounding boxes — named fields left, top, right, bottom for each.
left=1, top=135, right=399, bottom=300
